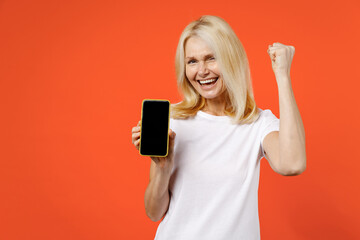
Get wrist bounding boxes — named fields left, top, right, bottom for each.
left=275, top=74, right=292, bottom=86
left=154, top=161, right=173, bottom=176
left=275, top=72, right=290, bottom=80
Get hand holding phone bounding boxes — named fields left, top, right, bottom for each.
left=132, top=120, right=176, bottom=169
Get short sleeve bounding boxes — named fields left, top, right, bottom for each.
left=259, top=109, right=280, bottom=158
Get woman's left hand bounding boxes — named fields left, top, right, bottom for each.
left=267, top=42, right=295, bottom=79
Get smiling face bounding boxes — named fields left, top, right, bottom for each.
left=185, top=36, right=226, bottom=101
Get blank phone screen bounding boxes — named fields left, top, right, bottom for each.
left=140, top=100, right=170, bottom=156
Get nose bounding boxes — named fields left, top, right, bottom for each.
left=198, top=61, right=209, bottom=77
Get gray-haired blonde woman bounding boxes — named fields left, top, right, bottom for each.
left=131, top=15, right=306, bottom=240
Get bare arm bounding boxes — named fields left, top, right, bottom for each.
left=263, top=43, right=306, bottom=176
left=132, top=121, right=176, bottom=221
left=144, top=161, right=172, bottom=221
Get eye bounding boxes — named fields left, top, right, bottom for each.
left=187, top=59, right=196, bottom=64
left=208, top=56, right=215, bottom=61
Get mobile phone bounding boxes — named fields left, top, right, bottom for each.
left=139, top=99, right=170, bottom=157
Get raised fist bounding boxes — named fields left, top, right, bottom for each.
left=267, top=42, right=295, bottom=78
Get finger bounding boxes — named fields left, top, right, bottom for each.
left=267, top=48, right=280, bottom=58
left=169, top=128, right=175, bottom=136
left=268, top=49, right=277, bottom=56
left=268, top=46, right=284, bottom=52
left=269, top=47, right=289, bottom=55
left=268, top=51, right=276, bottom=62
left=273, top=42, right=285, bottom=47
left=169, top=129, right=176, bottom=138
left=132, top=126, right=141, bottom=133
left=134, top=138, right=140, bottom=149
left=137, top=120, right=141, bottom=126
left=268, top=43, right=284, bottom=49
left=132, top=132, right=141, bottom=142
left=267, top=47, right=271, bottom=54
left=268, top=45, right=281, bottom=49
left=271, top=55, right=276, bottom=62
left=268, top=51, right=277, bottom=59
left=269, top=44, right=295, bottom=53
left=267, top=49, right=278, bottom=59
left=168, top=130, right=176, bottom=153
left=272, top=46, right=294, bottom=51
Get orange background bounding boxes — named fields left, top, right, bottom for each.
left=1, top=0, right=359, bottom=239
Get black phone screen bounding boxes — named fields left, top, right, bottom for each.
left=140, top=100, right=170, bottom=157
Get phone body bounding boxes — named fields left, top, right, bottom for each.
left=139, top=99, right=170, bottom=157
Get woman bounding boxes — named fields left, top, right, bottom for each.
left=131, top=15, right=306, bottom=240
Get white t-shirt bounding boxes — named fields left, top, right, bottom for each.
left=154, top=108, right=280, bottom=240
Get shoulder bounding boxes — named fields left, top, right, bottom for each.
left=256, top=108, right=279, bottom=141
left=169, top=111, right=194, bottom=130
left=258, top=108, right=278, bottom=118
left=257, top=108, right=279, bottom=124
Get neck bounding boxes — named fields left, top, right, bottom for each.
left=202, top=97, right=226, bottom=116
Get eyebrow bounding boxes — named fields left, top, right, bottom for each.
left=185, top=54, right=214, bottom=60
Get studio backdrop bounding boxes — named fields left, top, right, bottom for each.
left=1, top=0, right=359, bottom=239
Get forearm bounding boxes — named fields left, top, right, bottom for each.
left=144, top=166, right=171, bottom=222
left=277, top=75, right=306, bottom=174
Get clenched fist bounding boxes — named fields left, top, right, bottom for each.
left=267, top=42, right=295, bottom=79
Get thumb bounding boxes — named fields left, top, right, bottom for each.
left=169, top=129, right=176, bottom=138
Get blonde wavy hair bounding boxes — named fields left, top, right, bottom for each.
left=171, top=15, right=259, bottom=124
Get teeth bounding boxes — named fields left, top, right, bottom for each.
left=199, top=78, right=217, bottom=84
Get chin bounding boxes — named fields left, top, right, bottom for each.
left=201, top=93, right=221, bottom=99
left=199, top=88, right=226, bottom=101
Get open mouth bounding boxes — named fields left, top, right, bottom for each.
left=197, top=77, right=218, bottom=86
